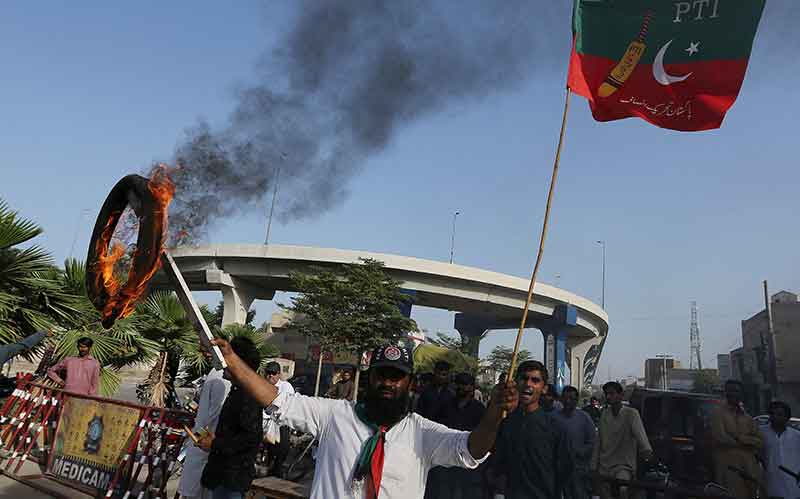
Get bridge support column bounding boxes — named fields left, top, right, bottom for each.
left=221, top=287, right=254, bottom=326
left=568, top=333, right=606, bottom=395
left=398, top=289, right=415, bottom=318
left=454, top=314, right=490, bottom=359
left=206, top=269, right=275, bottom=327
left=541, top=304, right=577, bottom=393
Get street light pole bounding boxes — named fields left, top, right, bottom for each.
left=449, top=211, right=460, bottom=264
left=596, top=240, right=606, bottom=308
left=265, top=154, right=287, bottom=245
left=69, top=208, right=92, bottom=258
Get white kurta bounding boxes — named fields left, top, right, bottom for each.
left=178, top=369, right=231, bottom=498
left=264, top=378, right=295, bottom=421
left=761, top=425, right=800, bottom=499
left=276, top=379, right=295, bottom=396
left=272, top=392, right=487, bottom=499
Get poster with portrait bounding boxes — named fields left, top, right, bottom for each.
left=46, top=396, right=142, bottom=491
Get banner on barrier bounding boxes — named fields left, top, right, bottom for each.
left=47, top=397, right=142, bottom=491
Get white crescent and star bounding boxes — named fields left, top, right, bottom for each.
left=652, top=39, right=693, bottom=86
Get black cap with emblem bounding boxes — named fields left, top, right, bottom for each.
left=369, top=344, right=413, bottom=374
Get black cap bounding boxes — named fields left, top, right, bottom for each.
left=369, top=344, right=413, bottom=374
left=265, top=361, right=281, bottom=374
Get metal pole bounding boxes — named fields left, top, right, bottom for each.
left=68, top=208, right=92, bottom=258
left=763, top=280, right=779, bottom=398
left=265, top=167, right=281, bottom=245
left=596, top=240, right=606, bottom=308
left=449, top=211, right=460, bottom=264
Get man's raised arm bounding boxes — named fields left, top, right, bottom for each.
left=212, top=338, right=278, bottom=407
left=467, top=382, right=518, bottom=459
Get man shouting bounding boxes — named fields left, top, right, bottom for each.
left=212, top=339, right=517, bottom=499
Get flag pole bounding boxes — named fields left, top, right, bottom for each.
left=506, top=87, right=572, bottom=390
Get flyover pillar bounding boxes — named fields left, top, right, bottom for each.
left=454, top=313, right=490, bottom=358
left=221, top=287, right=254, bottom=326
left=207, top=269, right=275, bottom=326
left=568, top=333, right=606, bottom=394
left=541, top=304, right=577, bottom=393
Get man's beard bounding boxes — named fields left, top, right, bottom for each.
left=364, top=386, right=410, bottom=426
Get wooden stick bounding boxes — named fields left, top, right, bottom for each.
left=506, top=88, right=572, bottom=388
left=183, top=425, right=199, bottom=444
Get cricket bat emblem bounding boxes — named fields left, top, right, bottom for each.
left=598, top=10, right=653, bottom=98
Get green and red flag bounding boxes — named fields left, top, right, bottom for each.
left=568, top=0, right=766, bottom=131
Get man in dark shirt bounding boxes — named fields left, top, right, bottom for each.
left=415, top=360, right=455, bottom=424
left=554, top=386, right=596, bottom=499
left=325, top=367, right=354, bottom=400
left=583, top=396, right=602, bottom=427
left=493, top=360, right=572, bottom=499
left=426, top=372, right=486, bottom=499
left=199, top=337, right=263, bottom=499
left=542, top=383, right=563, bottom=413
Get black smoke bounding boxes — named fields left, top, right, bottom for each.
left=162, top=0, right=569, bottom=243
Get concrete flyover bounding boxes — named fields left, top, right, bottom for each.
left=152, top=244, right=609, bottom=391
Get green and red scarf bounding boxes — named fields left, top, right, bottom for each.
left=353, top=403, right=391, bottom=499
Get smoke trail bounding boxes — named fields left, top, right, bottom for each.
left=161, top=0, right=569, bottom=242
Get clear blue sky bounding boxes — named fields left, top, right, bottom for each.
left=4, top=1, right=799, bottom=382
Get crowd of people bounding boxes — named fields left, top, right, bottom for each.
left=2, top=330, right=797, bottom=498
left=168, top=340, right=800, bottom=499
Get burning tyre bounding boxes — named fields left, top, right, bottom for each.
left=86, top=171, right=174, bottom=328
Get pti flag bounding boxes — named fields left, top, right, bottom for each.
left=567, top=0, right=766, bottom=131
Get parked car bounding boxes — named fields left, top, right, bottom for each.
left=626, top=388, right=721, bottom=485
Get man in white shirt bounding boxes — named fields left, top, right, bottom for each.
left=264, top=361, right=295, bottom=476
left=212, top=339, right=517, bottom=499
left=178, top=367, right=231, bottom=499
left=760, top=401, right=800, bottom=499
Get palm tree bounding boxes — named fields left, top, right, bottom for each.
left=179, top=315, right=279, bottom=384
left=41, top=258, right=161, bottom=396
left=0, top=199, right=162, bottom=396
left=134, top=290, right=199, bottom=407
left=136, top=292, right=281, bottom=407
left=0, top=199, right=84, bottom=348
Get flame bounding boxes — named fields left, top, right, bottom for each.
left=95, top=165, right=175, bottom=327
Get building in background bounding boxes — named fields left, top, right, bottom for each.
left=717, top=354, right=731, bottom=383
left=621, top=375, right=646, bottom=388
left=733, top=291, right=800, bottom=415
left=665, top=368, right=695, bottom=391
left=645, top=357, right=681, bottom=389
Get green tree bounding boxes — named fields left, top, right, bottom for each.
left=483, top=345, right=532, bottom=379
left=281, top=258, right=417, bottom=396
left=692, top=369, right=721, bottom=394
left=428, top=332, right=468, bottom=353
left=134, top=290, right=199, bottom=406
left=0, top=199, right=161, bottom=396
left=0, top=200, right=84, bottom=345
left=34, top=258, right=163, bottom=397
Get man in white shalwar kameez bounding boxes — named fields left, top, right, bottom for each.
left=760, top=401, right=800, bottom=499
left=211, top=339, right=518, bottom=499
left=178, top=368, right=231, bottom=499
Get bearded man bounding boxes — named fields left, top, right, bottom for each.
left=212, top=339, right=517, bottom=499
